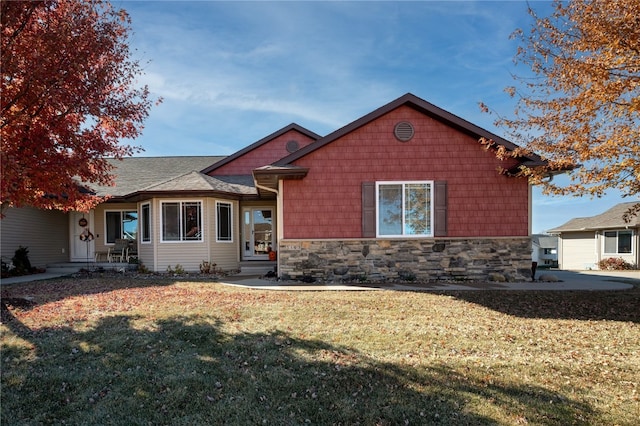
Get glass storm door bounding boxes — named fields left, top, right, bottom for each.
left=243, top=208, right=274, bottom=259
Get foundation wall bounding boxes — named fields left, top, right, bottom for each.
left=278, top=238, right=532, bottom=282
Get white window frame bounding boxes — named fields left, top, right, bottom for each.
left=375, top=181, right=434, bottom=238
left=160, top=200, right=203, bottom=243
left=104, top=209, right=138, bottom=244
left=603, top=230, right=633, bottom=255
left=216, top=201, right=233, bottom=243
left=140, top=203, right=151, bottom=244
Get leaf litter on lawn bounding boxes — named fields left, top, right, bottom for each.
left=1, top=277, right=639, bottom=425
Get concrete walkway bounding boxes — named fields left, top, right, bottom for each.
left=2, top=269, right=638, bottom=291
left=218, top=269, right=640, bottom=291
left=1, top=272, right=73, bottom=285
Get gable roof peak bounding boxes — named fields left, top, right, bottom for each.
left=201, top=123, right=321, bottom=174
left=274, top=93, right=545, bottom=168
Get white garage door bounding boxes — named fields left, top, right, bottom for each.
left=560, top=232, right=596, bottom=270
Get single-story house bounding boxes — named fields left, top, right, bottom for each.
left=2, top=93, right=550, bottom=281
left=531, top=234, right=558, bottom=268
left=548, top=202, right=639, bottom=270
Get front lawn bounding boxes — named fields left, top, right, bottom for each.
left=1, top=278, right=638, bottom=425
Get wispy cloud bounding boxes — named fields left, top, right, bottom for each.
left=124, top=1, right=628, bottom=230
left=126, top=1, right=557, bottom=147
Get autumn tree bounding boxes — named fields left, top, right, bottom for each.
left=482, top=0, right=640, bottom=219
left=1, top=0, right=154, bottom=213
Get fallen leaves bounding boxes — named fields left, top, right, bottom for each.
left=1, top=277, right=639, bottom=425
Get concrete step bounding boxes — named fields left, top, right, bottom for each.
left=46, top=265, right=83, bottom=274
left=238, top=261, right=276, bottom=276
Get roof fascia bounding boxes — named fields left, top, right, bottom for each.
left=116, top=190, right=246, bottom=203
left=551, top=226, right=638, bottom=234
left=548, top=222, right=640, bottom=233
left=274, top=93, right=547, bottom=168
left=201, top=123, right=321, bottom=174
left=252, top=166, right=309, bottom=179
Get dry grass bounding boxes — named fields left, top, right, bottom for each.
left=1, top=276, right=639, bottom=425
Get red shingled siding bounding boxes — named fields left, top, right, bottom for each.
left=282, top=106, right=529, bottom=239
left=210, top=130, right=316, bottom=175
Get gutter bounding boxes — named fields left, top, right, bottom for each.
left=254, top=181, right=279, bottom=197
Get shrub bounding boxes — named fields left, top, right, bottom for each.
left=12, top=246, right=32, bottom=274
left=167, top=264, right=185, bottom=274
left=598, top=257, right=634, bottom=270
left=200, top=260, right=213, bottom=274
left=199, top=260, right=223, bottom=275
left=137, top=263, right=150, bottom=274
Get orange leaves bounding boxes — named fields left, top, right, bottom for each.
left=485, top=0, right=640, bottom=205
left=0, top=0, right=156, bottom=212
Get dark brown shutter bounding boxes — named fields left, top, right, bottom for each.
left=434, top=181, right=447, bottom=237
left=362, top=182, right=376, bottom=237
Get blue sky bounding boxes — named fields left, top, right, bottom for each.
left=121, top=0, right=633, bottom=234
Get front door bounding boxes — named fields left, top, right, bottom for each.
left=243, top=207, right=274, bottom=260
left=70, top=211, right=96, bottom=262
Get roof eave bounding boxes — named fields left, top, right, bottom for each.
left=252, top=166, right=309, bottom=192
left=118, top=189, right=251, bottom=203
left=550, top=224, right=639, bottom=234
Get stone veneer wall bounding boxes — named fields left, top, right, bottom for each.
left=278, top=238, right=532, bottom=282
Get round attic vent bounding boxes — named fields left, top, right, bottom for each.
left=286, top=140, right=300, bottom=153
left=394, top=121, right=414, bottom=142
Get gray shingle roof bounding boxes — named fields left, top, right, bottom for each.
left=548, top=202, right=640, bottom=233
left=531, top=234, right=557, bottom=248
left=86, top=156, right=226, bottom=197
left=139, top=171, right=257, bottom=196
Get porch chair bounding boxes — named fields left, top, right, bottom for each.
left=94, top=248, right=111, bottom=263
left=110, top=239, right=130, bottom=263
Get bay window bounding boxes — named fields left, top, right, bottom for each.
left=161, top=201, right=202, bottom=242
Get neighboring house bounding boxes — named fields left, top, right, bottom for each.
left=531, top=234, right=558, bottom=268
left=548, top=202, right=639, bottom=270
left=1, top=93, right=549, bottom=281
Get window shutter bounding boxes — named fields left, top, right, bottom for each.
left=362, top=182, right=376, bottom=237
left=434, top=181, right=447, bottom=237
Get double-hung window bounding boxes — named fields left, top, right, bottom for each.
left=140, top=203, right=151, bottom=243
left=105, top=210, right=138, bottom=244
left=376, top=181, right=433, bottom=237
left=161, top=201, right=202, bottom=242
left=603, top=230, right=632, bottom=254
left=216, top=201, right=233, bottom=242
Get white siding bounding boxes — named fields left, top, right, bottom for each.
left=137, top=200, right=155, bottom=271
left=148, top=197, right=241, bottom=273
left=208, top=199, right=240, bottom=271
left=81, top=197, right=252, bottom=273
left=1, top=206, right=69, bottom=268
